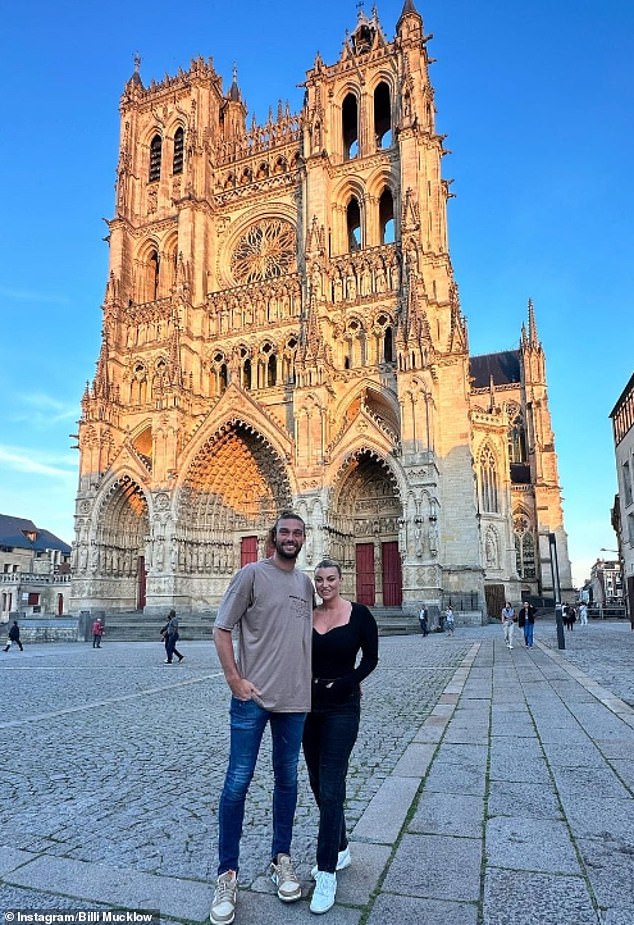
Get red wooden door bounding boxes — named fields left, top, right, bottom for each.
left=137, top=556, right=146, bottom=609
left=382, top=541, right=402, bottom=606
left=356, top=543, right=375, bottom=605
left=241, top=536, right=258, bottom=567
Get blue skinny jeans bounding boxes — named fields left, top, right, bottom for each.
left=218, top=697, right=306, bottom=875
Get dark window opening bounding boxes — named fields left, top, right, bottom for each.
left=374, top=82, right=392, bottom=149
left=149, top=250, right=159, bottom=300
left=342, top=94, right=359, bottom=160
left=149, top=134, right=162, bottom=182
left=243, top=358, right=252, bottom=390
left=379, top=188, right=395, bottom=244
left=267, top=354, right=277, bottom=387
left=347, top=197, right=362, bottom=251
left=173, top=127, right=184, bottom=175
left=383, top=326, right=393, bottom=362
left=219, top=364, right=228, bottom=393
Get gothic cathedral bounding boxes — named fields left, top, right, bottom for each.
left=71, top=2, right=573, bottom=619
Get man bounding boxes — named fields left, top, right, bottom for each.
left=418, top=605, right=429, bottom=636
left=501, top=602, right=515, bottom=649
left=210, top=512, right=313, bottom=925
left=578, top=602, right=588, bottom=626
left=518, top=601, right=537, bottom=648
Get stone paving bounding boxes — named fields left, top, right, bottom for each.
left=0, top=618, right=633, bottom=924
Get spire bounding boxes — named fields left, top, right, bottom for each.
left=397, top=0, right=421, bottom=33
left=227, top=63, right=242, bottom=102
left=488, top=374, right=498, bottom=413
left=527, top=298, right=539, bottom=347
left=126, top=51, right=144, bottom=90
left=93, top=327, right=110, bottom=401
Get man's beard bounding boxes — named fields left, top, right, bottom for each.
left=275, top=538, right=302, bottom=561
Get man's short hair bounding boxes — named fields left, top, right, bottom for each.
left=272, top=511, right=306, bottom=538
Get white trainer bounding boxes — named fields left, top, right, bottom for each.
left=310, top=870, right=337, bottom=914
left=311, top=845, right=351, bottom=879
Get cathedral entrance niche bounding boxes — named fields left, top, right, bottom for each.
left=355, top=543, right=375, bottom=605
left=241, top=536, right=258, bottom=566
left=330, top=450, right=402, bottom=607
left=95, top=474, right=149, bottom=610
left=178, top=422, right=292, bottom=585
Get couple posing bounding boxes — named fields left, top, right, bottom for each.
left=211, top=512, right=378, bottom=923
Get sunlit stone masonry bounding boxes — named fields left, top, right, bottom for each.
left=71, top=2, right=572, bottom=618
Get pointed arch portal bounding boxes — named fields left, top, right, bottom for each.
left=177, top=421, right=293, bottom=577
left=328, top=449, right=402, bottom=606
left=96, top=474, right=149, bottom=609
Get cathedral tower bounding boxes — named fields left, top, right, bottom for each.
left=71, top=3, right=570, bottom=617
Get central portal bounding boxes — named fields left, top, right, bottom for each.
left=330, top=450, right=402, bottom=607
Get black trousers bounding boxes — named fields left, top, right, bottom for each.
left=302, top=693, right=360, bottom=873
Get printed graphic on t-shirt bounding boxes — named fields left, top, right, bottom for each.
left=289, top=594, right=311, bottom=619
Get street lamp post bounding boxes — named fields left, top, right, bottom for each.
left=549, top=532, right=565, bottom=650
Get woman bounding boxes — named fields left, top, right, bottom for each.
left=303, top=559, right=378, bottom=915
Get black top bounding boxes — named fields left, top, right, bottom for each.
left=311, top=603, right=378, bottom=705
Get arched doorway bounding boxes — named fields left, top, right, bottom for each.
left=328, top=450, right=402, bottom=606
left=178, top=422, right=292, bottom=597
left=96, top=474, right=150, bottom=609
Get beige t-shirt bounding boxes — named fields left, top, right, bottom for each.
left=215, top=558, right=313, bottom=712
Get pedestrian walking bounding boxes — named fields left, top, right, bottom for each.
left=578, top=603, right=588, bottom=626
left=418, top=605, right=429, bottom=636
left=210, top=512, right=313, bottom=925
left=161, top=609, right=184, bottom=663
left=445, top=607, right=455, bottom=636
left=564, top=604, right=577, bottom=631
left=501, top=602, right=516, bottom=649
left=92, top=618, right=104, bottom=648
left=302, top=558, right=378, bottom=914
left=517, top=601, right=536, bottom=647
left=3, top=620, right=24, bottom=652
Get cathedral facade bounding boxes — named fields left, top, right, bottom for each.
left=70, top=2, right=572, bottom=619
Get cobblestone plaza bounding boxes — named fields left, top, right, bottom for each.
left=1, top=621, right=633, bottom=923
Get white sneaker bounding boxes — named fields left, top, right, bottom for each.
left=269, top=853, right=301, bottom=902
left=310, top=871, right=337, bottom=914
left=311, top=845, right=351, bottom=879
left=210, top=870, right=237, bottom=925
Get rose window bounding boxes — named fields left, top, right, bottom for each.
left=231, top=219, right=296, bottom=284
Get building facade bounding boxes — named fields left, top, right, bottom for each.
left=70, top=2, right=572, bottom=617
left=0, top=515, right=72, bottom=620
left=610, top=371, right=634, bottom=623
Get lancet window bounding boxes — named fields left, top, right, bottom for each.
left=172, top=127, right=184, bottom=175
left=149, top=135, right=162, bottom=182
left=479, top=445, right=499, bottom=513
left=374, top=82, right=392, bottom=148
left=342, top=93, right=359, bottom=160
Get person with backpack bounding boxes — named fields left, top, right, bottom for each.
left=161, top=609, right=184, bottom=663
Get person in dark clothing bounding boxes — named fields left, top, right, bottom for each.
left=418, top=605, right=429, bottom=636
left=517, top=601, right=536, bottom=647
left=4, top=620, right=24, bottom=652
left=161, top=609, right=184, bottom=663
left=302, top=558, right=379, bottom=914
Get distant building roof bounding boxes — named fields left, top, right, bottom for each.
left=0, top=514, right=71, bottom=554
left=470, top=350, right=521, bottom=389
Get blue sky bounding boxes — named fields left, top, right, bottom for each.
left=1, top=0, right=632, bottom=586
